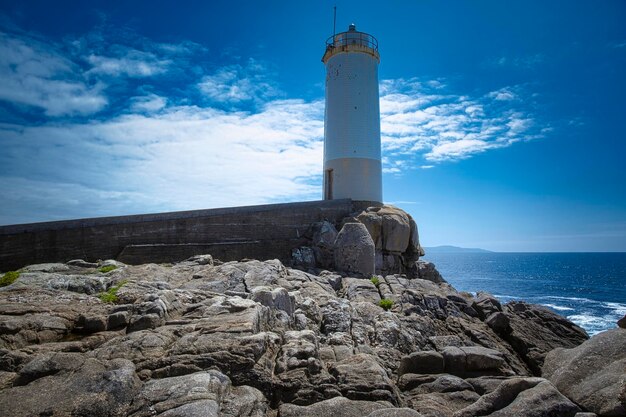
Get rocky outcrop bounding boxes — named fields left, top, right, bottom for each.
left=298, top=205, right=431, bottom=281
left=356, top=205, right=424, bottom=278
left=543, top=328, right=626, bottom=417
left=0, top=257, right=590, bottom=416
left=333, top=222, right=376, bottom=277
left=502, top=301, right=588, bottom=374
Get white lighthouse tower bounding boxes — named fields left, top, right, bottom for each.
left=322, top=23, right=382, bottom=202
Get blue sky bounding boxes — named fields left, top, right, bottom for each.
left=0, top=0, right=625, bottom=251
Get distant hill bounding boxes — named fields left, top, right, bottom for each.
left=424, top=245, right=494, bottom=254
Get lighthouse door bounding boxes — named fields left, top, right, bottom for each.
left=324, top=169, right=334, bottom=200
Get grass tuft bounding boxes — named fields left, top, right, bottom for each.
left=370, top=276, right=380, bottom=287
left=98, top=265, right=118, bottom=273
left=378, top=298, right=394, bottom=311
left=0, top=271, right=20, bottom=287
left=97, top=280, right=128, bottom=303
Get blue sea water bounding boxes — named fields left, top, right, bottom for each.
left=422, top=252, right=626, bottom=336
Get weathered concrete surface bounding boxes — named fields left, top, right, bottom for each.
left=0, top=199, right=377, bottom=271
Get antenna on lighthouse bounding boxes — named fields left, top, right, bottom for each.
left=332, top=6, right=337, bottom=43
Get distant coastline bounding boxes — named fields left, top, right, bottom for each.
left=424, top=245, right=493, bottom=254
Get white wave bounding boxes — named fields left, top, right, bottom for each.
left=567, top=313, right=616, bottom=335
left=541, top=303, right=575, bottom=312
left=493, top=294, right=518, bottom=300
left=542, top=295, right=595, bottom=303
left=605, top=302, right=626, bottom=315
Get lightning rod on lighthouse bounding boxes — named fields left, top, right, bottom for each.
left=322, top=23, right=382, bottom=202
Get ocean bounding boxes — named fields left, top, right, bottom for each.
left=422, top=252, right=626, bottom=336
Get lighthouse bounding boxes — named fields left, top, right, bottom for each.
left=322, top=23, right=382, bottom=202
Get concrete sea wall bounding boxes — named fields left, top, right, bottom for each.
left=0, top=199, right=374, bottom=271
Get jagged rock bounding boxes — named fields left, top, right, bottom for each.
left=107, top=311, right=129, bottom=329
left=617, top=314, right=626, bottom=329
left=398, top=351, right=445, bottom=376
left=503, top=301, right=588, bottom=375
left=0, top=256, right=592, bottom=417
left=405, top=387, right=480, bottom=416
left=472, top=292, right=503, bottom=319
left=8, top=271, right=111, bottom=294
left=328, top=353, right=399, bottom=404
left=453, top=377, right=580, bottom=417
left=66, top=259, right=99, bottom=268
left=77, top=313, right=108, bottom=333
left=359, top=206, right=412, bottom=253
left=334, top=222, right=376, bottom=277
left=292, top=247, right=317, bottom=270
left=357, top=208, right=384, bottom=250
left=442, top=346, right=508, bottom=377
left=401, top=374, right=474, bottom=395
left=368, top=409, right=424, bottom=417
left=321, top=298, right=353, bottom=334
left=409, top=218, right=425, bottom=257
left=221, top=385, right=268, bottom=417
left=340, top=277, right=380, bottom=303
left=275, top=330, right=321, bottom=375
left=100, top=259, right=127, bottom=269
left=485, top=312, right=511, bottom=335
left=250, top=286, right=295, bottom=316
left=542, top=328, right=626, bottom=417
left=355, top=205, right=424, bottom=277
left=179, top=254, right=214, bottom=267
left=129, top=370, right=230, bottom=416
left=279, top=396, right=394, bottom=417
left=21, top=263, right=71, bottom=273
left=310, top=221, right=339, bottom=269
left=0, top=354, right=140, bottom=416
left=411, top=261, right=446, bottom=283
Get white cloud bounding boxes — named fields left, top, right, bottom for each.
left=378, top=79, right=542, bottom=163
left=0, top=32, right=107, bottom=116
left=488, top=87, right=516, bottom=101
left=426, top=139, right=493, bottom=161
left=198, top=59, right=281, bottom=105
left=130, top=94, right=167, bottom=113
left=86, top=49, right=171, bottom=77
left=0, top=98, right=325, bottom=224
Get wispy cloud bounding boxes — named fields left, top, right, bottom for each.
left=198, top=59, right=282, bottom=107
left=488, top=87, right=517, bottom=101
left=0, top=32, right=107, bottom=116
left=130, top=94, right=167, bottom=113
left=86, top=49, right=170, bottom=78
left=488, top=54, right=544, bottom=69
left=0, top=99, right=325, bottom=223
left=379, top=79, right=542, bottom=164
